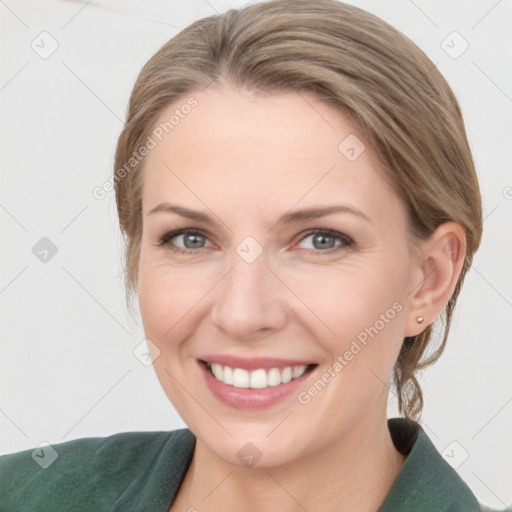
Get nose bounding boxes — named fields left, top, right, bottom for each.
left=210, top=250, right=288, bottom=341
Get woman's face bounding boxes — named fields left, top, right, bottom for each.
left=138, top=85, right=420, bottom=467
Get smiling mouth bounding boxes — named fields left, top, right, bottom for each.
left=200, top=360, right=318, bottom=389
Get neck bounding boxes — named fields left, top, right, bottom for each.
left=172, top=411, right=406, bottom=512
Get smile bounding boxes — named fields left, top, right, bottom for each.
left=203, top=361, right=317, bottom=389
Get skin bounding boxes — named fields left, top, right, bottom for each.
left=137, top=84, right=466, bottom=512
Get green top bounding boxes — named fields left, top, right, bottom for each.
left=0, top=418, right=498, bottom=511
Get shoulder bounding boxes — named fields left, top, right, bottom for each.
left=0, top=428, right=195, bottom=511
left=383, top=418, right=500, bottom=512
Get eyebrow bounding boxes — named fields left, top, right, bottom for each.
left=147, top=203, right=371, bottom=226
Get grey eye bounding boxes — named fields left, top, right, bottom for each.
left=178, top=233, right=207, bottom=249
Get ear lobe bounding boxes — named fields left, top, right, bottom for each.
left=405, top=222, right=466, bottom=337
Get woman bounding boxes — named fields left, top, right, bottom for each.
left=0, top=1, right=502, bottom=510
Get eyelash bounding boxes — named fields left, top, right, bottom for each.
left=155, top=228, right=354, bottom=256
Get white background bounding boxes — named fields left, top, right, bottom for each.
left=1, top=0, right=511, bottom=509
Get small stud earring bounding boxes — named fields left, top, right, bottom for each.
left=416, top=316, right=424, bottom=324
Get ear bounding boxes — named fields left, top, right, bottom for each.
left=405, top=222, right=467, bottom=337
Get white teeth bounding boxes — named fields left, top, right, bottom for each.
left=232, top=368, right=250, bottom=388
left=249, top=369, right=267, bottom=389
left=206, top=363, right=311, bottom=388
left=223, top=365, right=233, bottom=385
left=293, top=365, right=307, bottom=379
left=281, top=367, right=293, bottom=383
left=267, top=368, right=281, bottom=387
left=211, top=363, right=223, bottom=381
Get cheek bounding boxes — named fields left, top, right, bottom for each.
left=138, top=270, right=171, bottom=339
left=283, top=260, right=405, bottom=337
left=284, top=261, right=408, bottom=395
left=138, top=268, right=191, bottom=340
left=137, top=265, right=201, bottom=403
left=137, top=256, right=220, bottom=353
left=138, top=244, right=179, bottom=334
left=295, top=271, right=406, bottom=405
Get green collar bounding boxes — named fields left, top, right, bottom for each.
left=161, top=418, right=480, bottom=511
left=377, top=418, right=480, bottom=511
left=0, top=417, right=485, bottom=511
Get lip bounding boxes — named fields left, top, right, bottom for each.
left=199, top=354, right=316, bottom=370
left=197, top=359, right=318, bottom=410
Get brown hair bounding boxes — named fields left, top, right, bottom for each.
left=114, top=0, right=482, bottom=421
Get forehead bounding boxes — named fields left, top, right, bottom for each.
left=148, top=85, right=359, bottom=164
left=141, top=85, right=404, bottom=226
